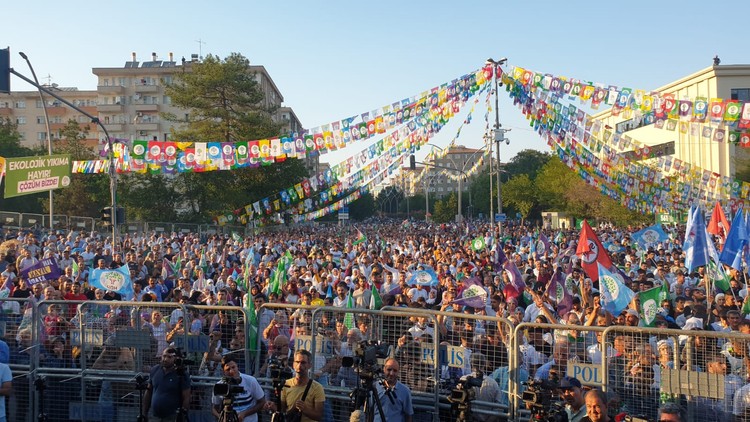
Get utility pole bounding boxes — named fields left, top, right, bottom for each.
left=487, top=57, right=508, bottom=234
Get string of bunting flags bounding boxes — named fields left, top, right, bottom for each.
left=214, top=71, right=492, bottom=225
left=70, top=66, right=494, bottom=175
left=502, top=66, right=750, bottom=214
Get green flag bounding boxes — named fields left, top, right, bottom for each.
left=198, top=247, right=208, bottom=273
left=343, top=292, right=355, bottom=330
left=232, top=231, right=243, bottom=243
left=71, top=260, right=79, bottom=278
left=639, top=285, right=662, bottom=327
left=244, top=293, right=259, bottom=352
left=353, top=229, right=367, bottom=245
left=471, top=237, right=486, bottom=251
left=708, top=260, right=731, bottom=292
left=370, top=284, right=383, bottom=310
left=742, top=297, right=750, bottom=316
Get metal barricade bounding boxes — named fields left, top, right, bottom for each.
left=2, top=297, right=35, bottom=422
left=20, top=213, right=44, bottom=229
left=121, top=220, right=146, bottom=236
left=602, top=324, right=748, bottom=422
left=69, top=215, right=95, bottom=232
left=0, top=211, right=22, bottom=229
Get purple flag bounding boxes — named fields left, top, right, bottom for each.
left=546, top=269, right=573, bottom=317
left=493, top=246, right=509, bottom=273
left=535, top=233, right=552, bottom=259
left=20, top=258, right=61, bottom=285
left=452, top=276, right=488, bottom=309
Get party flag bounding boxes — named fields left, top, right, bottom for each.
left=639, top=285, right=663, bottom=327
left=471, top=236, right=486, bottom=251
left=353, top=229, right=367, bottom=245
left=232, top=232, right=243, bottom=243
left=407, top=266, right=439, bottom=287
left=683, top=206, right=710, bottom=271
left=89, top=264, right=134, bottom=300
left=707, top=201, right=731, bottom=244
left=534, top=233, right=551, bottom=259
left=632, top=225, right=670, bottom=249
left=326, top=285, right=333, bottom=299
left=719, top=209, right=748, bottom=271
left=244, top=292, right=259, bottom=352
left=451, top=276, right=487, bottom=309
left=493, top=245, right=508, bottom=273
left=547, top=268, right=573, bottom=317
left=577, top=220, right=614, bottom=281
left=597, top=263, right=636, bottom=316
left=343, top=292, right=355, bottom=330
left=369, top=283, right=383, bottom=310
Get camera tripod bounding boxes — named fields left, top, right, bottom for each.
left=34, top=376, right=47, bottom=422
left=269, top=378, right=287, bottom=422
left=350, top=376, right=392, bottom=422
left=218, top=395, right=239, bottom=422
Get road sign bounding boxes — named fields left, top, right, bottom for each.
left=495, top=213, right=506, bottom=222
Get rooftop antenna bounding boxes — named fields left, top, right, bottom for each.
left=196, top=38, right=206, bottom=60
left=42, top=73, right=52, bottom=87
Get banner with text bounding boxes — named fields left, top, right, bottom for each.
left=3, top=154, right=71, bottom=198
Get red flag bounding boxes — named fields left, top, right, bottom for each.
left=576, top=220, right=613, bottom=281
left=707, top=201, right=731, bottom=246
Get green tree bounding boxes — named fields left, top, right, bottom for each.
left=534, top=158, right=578, bottom=211
left=503, top=149, right=551, bottom=179
left=348, top=192, right=376, bottom=221
left=433, top=193, right=458, bottom=223
left=164, top=53, right=308, bottom=220
left=502, top=174, right=536, bottom=223
left=118, top=173, right=180, bottom=222
left=48, top=120, right=109, bottom=217
left=0, top=118, right=46, bottom=213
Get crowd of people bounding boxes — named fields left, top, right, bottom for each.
left=0, top=216, right=748, bottom=422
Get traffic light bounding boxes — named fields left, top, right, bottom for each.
left=101, top=207, right=113, bottom=227
left=409, top=154, right=416, bottom=170
left=115, top=207, right=125, bottom=225
left=0, top=48, right=10, bottom=94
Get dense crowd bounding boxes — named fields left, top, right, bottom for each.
left=0, top=217, right=748, bottom=422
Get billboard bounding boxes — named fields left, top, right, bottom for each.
left=3, top=154, right=71, bottom=198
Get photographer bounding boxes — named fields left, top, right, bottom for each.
left=143, top=347, right=192, bottom=422
left=212, top=355, right=266, bottom=422
left=265, top=349, right=325, bottom=421
left=373, top=357, right=413, bottom=422
left=462, top=353, right=502, bottom=422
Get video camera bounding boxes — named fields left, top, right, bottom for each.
left=448, top=374, right=483, bottom=405
left=173, top=348, right=195, bottom=374
left=268, top=356, right=293, bottom=383
left=522, top=379, right=568, bottom=422
left=213, top=376, right=245, bottom=398
left=341, top=340, right=392, bottom=379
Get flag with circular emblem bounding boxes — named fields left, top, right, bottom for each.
left=471, top=236, right=486, bottom=251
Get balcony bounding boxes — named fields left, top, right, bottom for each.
left=50, top=122, right=67, bottom=132
left=102, top=123, right=124, bottom=132
left=47, top=106, right=68, bottom=116
left=0, top=108, right=12, bottom=116
left=80, top=106, right=97, bottom=115
left=134, top=104, right=159, bottom=112
left=135, top=83, right=159, bottom=93
left=97, top=85, right=124, bottom=94
left=135, top=122, right=159, bottom=131
left=98, top=104, right=124, bottom=112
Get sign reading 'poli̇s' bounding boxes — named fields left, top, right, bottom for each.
left=3, top=154, right=71, bottom=198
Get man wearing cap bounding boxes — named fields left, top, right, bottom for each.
left=559, top=376, right=587, bottom=422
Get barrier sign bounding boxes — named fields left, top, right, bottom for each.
left=3, top=154, right=71, bottom=198
left=70, top=329, right=104, bottom=347
left=173, top=334, right=210, bottom=353
left=294, top=335, right=336, bottom=355
left=661, top=368, right=724, bottom=399
left=567, top=362, right=603, bottom=386
left=421, top=344, right=468, bottom=368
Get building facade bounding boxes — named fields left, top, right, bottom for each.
left=592, top=64, right=750, bottom=180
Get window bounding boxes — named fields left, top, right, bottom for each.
left=36, top=100, right=44, bottom=108
left=16, top=117, right=26, bottom=125
left=731, top=88, right=750, bottom=102
left=36, top=116, right=45, bottom=124
left=162, top=95, right=171, bottom=105
left=37, top=132, right=47, bottom=141
left=101, top=78, right=109, bottom=86
left=118, top=77, right=128, bottom=87
left=15, top=101, right=26, bottom=109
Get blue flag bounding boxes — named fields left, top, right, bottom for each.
left=407, top=267, right=439, bottom=287
left=597, top=263, right=636, bottom=316
left=719, top=209, right=748, bottom=271
left=451, top=276, right=487, bottom=309
left=683, top=206, right=710, bottom=272
left=632, top=225, right=670, bottom=249
left=89, top=264, right=134, bottom=300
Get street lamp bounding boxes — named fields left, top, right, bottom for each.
left=19, top=52, right=54, bottom=230
left=486, top=57, right=510, bottom=233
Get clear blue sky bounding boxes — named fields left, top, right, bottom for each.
left=4, top=0, right=745, bottom=168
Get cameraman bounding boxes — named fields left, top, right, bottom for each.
left=373, top=357, right=413, bottom=422
left=212, top=355, right=266, bottom=422
left=143, top=347, right=192, bottom=422
left=265, top=349, right=325, bottom=421
left=462, top=353, right=502, bottom=422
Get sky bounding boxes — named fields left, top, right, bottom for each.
left=4, top=0, right=747, bottom=173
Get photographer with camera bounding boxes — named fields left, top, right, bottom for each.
left=212, top=355, right=266, bottom=422
left=265, top=349, right=325, bottom=422
left=143, top=347, right=192, bottom=422
left=370, top=357, right=413, bottom=422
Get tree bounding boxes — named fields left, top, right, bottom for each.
left=48, top=120, right=109, bottom=217
left=534, top=158, right=578, bottom=211
left=502, top=174, right=536, bottom=223
left=348, top=192, right=376, bottom=221
left=118, top=173, right=180, bottom=222
left=503, top=149, right=551, bottom=180
left=432, top=193, right=458, bottom=223
left=164, top=53, right=308, bottom=220
left=0, top=118, right=46, bottom=213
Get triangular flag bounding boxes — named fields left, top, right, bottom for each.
left=683, top=206, right=710, bottom=271
left=343, top=292, right=355, bottom=330
left=244, top=293, right=259, bottom=353
left=597, top=263, right=636, bottom=316
left=707, top=202, right=731, bottom=245
left=719, top=208, right=748, bottom=271
left=369, top=283, right=383, bottom=310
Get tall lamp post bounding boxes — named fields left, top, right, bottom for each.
left=19, top=52, right=54, bottom=230
left=487, top=57, right=509, bottom=233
